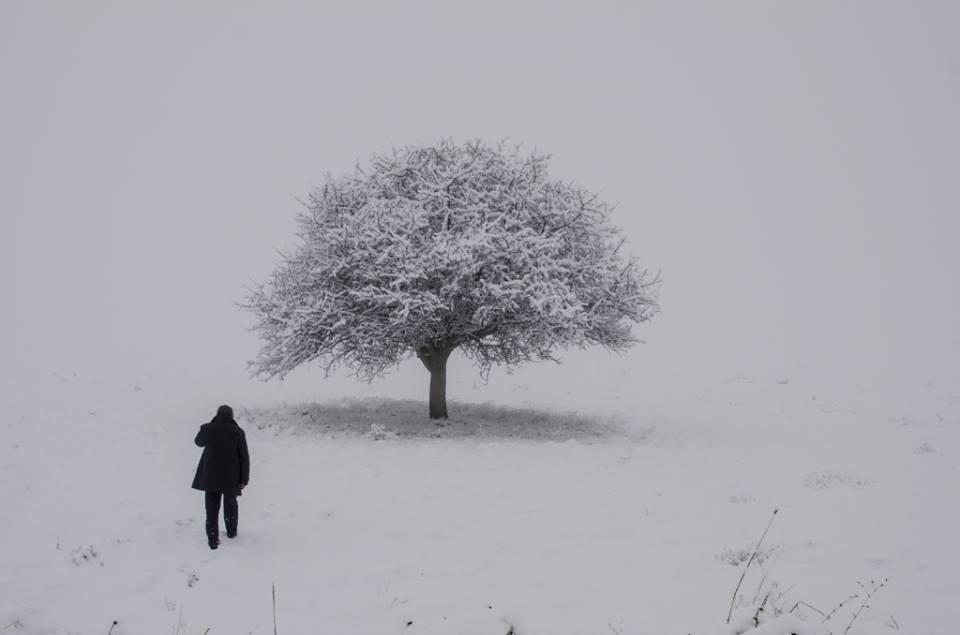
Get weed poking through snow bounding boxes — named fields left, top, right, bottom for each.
left=69, top=545, right=101, bottom=567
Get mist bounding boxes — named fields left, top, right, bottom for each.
left=3, top=1, right=958, bottom=405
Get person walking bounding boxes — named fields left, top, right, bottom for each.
left=192, top=405, right=250, bottom=549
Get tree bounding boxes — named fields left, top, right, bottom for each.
left=244, top=139, right=659, bottom=418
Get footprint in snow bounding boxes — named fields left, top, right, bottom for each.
left=803, top=470, right=870, bottom=490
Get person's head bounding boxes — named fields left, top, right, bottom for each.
left=216, top=404, right=233, bottom=419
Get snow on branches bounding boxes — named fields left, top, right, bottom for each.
left=244, top=139, right=659, bottom=384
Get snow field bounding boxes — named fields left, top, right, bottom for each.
left=0, top=369, right=957, bottom=634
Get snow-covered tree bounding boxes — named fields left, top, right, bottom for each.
left=245, top=140, right=659, bottom=418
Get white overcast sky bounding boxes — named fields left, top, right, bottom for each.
left=2, top=2, right=958, bottom=399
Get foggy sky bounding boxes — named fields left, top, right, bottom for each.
left=2, top=2, right=958, bottom=402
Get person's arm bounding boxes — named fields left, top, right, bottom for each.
left=194, top=424, right=209, bottom=447
left=238, top=430, right=250, bottom=487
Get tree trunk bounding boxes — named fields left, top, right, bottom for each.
left=420, top=347, right=452, bottom=419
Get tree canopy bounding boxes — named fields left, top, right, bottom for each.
left=245, top=139, right=659, bottom=417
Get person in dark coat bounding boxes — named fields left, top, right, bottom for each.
left=192, top=405, right=250, bottom=549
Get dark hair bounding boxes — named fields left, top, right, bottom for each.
left=216, top=404, right=234, bottom=419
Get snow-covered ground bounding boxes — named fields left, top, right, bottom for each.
left=2, top=364, right=957, bottom=634
left=4, top=3, right=959, bottom=633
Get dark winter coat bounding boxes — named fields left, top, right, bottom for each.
left=191, top=414, right=250, bottom=496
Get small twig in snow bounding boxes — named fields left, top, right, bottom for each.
left=844, top=578, right=888, bottom=634
left=272, top=583, right=279, bottom=635
left=753, top=591, right=772, bottom=627
left=726, top=508, right=779, bottom=623
left=822, top=593, right=859, bottom=623
left=789, top=600, right=826, bottom=617
left=753, top=562, right=770, bottom=597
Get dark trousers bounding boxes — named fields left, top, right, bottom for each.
left=204, top=491, right=238, bottom=544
